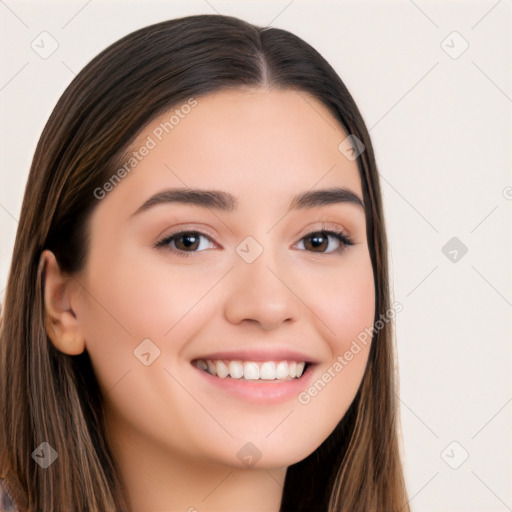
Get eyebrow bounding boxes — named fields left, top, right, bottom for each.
left=130, top=186, right=364, bottom=218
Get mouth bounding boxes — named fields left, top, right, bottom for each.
left=192, top=358, right=311, bottom=382
left=190, top=349, right=318, bottom=403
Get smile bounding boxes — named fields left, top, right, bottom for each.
left=193, top=359, right=308, bottom=381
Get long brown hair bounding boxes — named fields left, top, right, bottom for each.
left=0, top=14, right=410, bottom=511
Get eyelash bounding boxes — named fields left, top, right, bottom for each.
left=154, top=224, right=354, bottom=258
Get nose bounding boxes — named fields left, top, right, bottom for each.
left=223, top=250, right=303, bottom=331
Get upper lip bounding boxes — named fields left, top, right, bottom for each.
left=192, top=347, right=319, bottom=364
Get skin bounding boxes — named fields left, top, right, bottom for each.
left=42, top=87, right=375, bottom=512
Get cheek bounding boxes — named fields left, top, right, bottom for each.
left=294, top=252, right=375, bottom=431
left=74, top=247, right=218, bottom=391
left=100, top=247, right=220, bottom=336
left=310, top=252, right=376, bottom=353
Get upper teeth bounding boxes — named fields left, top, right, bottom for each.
left=194, top=359, right=307, bottom=380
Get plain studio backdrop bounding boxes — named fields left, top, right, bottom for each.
left=0, top=1, right=511, bottom=511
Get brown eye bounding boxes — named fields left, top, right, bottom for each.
left=154, top=230, right=215, bottom=258
left=173, top=232, right=200, bottom=251
left=297, top=230, right=353, bottom=254
left=304, top=233, right=329, bottom=252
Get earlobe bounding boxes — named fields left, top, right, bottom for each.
left=40, top=250, right=86, bottom=356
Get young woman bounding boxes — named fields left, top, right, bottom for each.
left=0, top=14, right=410, bottom=512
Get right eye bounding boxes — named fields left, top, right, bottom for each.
left=154, top=230, right=216, bottom=258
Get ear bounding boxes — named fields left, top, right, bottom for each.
left=40, top=249, right=86, bottom=355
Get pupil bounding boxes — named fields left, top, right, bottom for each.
left=310, top=234, right=326, bottom=250
left=181, top=234, right=198, bottom=248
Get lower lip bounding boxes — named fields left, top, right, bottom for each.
left=192, top=364, right=316, bottom=404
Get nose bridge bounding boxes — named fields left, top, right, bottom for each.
left=223, top=233, right=303, bottom=329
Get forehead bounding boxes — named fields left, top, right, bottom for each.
left=97, top=87, right=363, bottom=217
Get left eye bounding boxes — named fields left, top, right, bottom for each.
left=154, top=228, right=353, bottom=258
left=295, top=230, right=353, bottom=254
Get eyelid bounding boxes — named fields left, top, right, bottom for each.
left=296, top=221, right=351, bottom=240
left=154, top=224, right=220, bottom=244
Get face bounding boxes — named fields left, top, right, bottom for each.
left=66, top=87, right=375, bottom=469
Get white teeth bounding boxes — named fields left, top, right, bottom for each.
left=228, top=360, right=244, bottom=379
left=194, top=359, right=309, bottom=380
left=259, top=361, right=275, bottom=380
left=215, top=360, right=229, bottom=378
left=244, top=362, right=260, bottom=380
left=275, top=361, right=289, bottom=379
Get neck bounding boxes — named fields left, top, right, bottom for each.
left=104, top=408, right=287, bottom=512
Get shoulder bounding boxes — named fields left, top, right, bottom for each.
left=0, top=477, right=20, bottom=512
